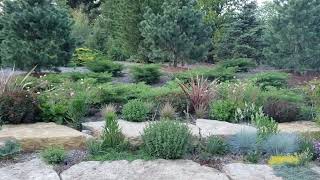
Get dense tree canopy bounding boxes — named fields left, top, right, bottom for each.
left=217, top=1, right=264, bottom=62
left=140, top=0, right=213, bottom=67
left=263, top=0, right=320, bottom=71
left=0, top=0, right=75, bottom=70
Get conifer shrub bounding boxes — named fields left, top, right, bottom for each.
left=131, top=64, right=162, bottom=84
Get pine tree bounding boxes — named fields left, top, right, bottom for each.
left=0, top=0, right=75, bottom=70
left=263, top=0, right=320, bottom=71
left=217, top=0, right=264, bottom=62
left=139, top=0, right=212, bottom=67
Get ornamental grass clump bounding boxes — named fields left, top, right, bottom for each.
left=262, top=133, right=299, bottom=155
left=228, top=129, right=258, bottom=154
left=142, top=120, right=191, bottom=159
left=178, top=76, right=217, bottom=118
left=101, top=104, right=124, bottom=149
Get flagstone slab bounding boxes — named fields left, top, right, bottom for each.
left=82, top=119, right=256, bottom=146
left=0, top=123, right=89, bottom=151
left=61, top=159, right=228, bottom=180
left=0, top=158, right=59, bottom=180
left=223, top=163, right=282, bottom=180
left=279, top=121, right=320, bottom=134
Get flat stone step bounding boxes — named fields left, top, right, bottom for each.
left=279, top=121, right=320, bottom=134
left=0, top=123, right=90, bottom=151
left=223, top=163, right=282, bottom=180
left=0, top=158, right=59, bottom=180
left=82, top=119, right=256, bottom=145
left=60, top=159, right=228, bottom=180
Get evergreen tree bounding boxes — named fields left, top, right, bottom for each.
left=263, top=0, right=320, bottom=71
left=140, top=0, right=212, bottom=67
left=0, top=0, right=75, bottom=70
left=100, top=0, right=164, bottom=61
left=217, top=0, right=264, bottom=62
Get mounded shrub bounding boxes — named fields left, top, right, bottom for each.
left=122, top=99, right=150, bottom=122
left=68, top=72, right=112, bottom=84
left=252, top=72, right=289, bottom=90
left=131, top=64, right=162, bottom=84
left=41, top=146, right=66, bottom=165
left=71, top=48, right=100, bottom=66
left=0, top=90, right=40, bottom=124
left=263, top=98, right=300, bottom=123
left=174, top=66, right=236, bottom=83
left=85, top=59, right=123, bottom=76
left=221, top=58, right=256, bottom=72
left=209, top=100, right=237, bottom=122
left=142, top=120, right=191, bottom=159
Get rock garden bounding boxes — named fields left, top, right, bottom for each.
left=1, top=0, right=320, bottom=179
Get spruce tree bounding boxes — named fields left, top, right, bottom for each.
left=217, top=0, right=264, bottom=62
left=0, top=0, right=75, bottom=70
left=263, top=0, right=320, bottom=71
left=140, top=0, right=212, bottom=67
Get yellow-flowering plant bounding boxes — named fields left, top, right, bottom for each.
left=268, top=155, right=300, bottom=166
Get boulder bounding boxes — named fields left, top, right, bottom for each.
left=82, top=119, right=257, bottom=145
left=61, top=159, right=228, bottom=180
left=195, top=119, right=257, bottom=138
left=279, top=121, right=320, bottom=134
left=223, top=163, right=282, bottom=180
left=0, top=158, right=59, bottom=180
left=82, top=120, right=150, bottom=146
left=0, top=123, right=89, bottom=151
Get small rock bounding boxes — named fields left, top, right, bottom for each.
left=223, top=163, right=282, bottom=180
left=0, top=158, right=59, bottom=180
left=61, top=159, right=228, bottom=180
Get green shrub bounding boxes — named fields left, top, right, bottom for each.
left=66, top=93, right=88, bottom=130
left=228, top=130, right=258, bottom=154
left=142, top=120, right=191, bottom=159
left=174, top=66, right=236, bottom=83
left=131, top=64, right=162, bottom=84
left=246, top=151, right=260, bottom=163
left=262, top=133, right=299, bottom=155
left=234, top=103, right=261, bottom=123
left=251, top=72, right=289, bottom=90
left=0, top=90, right=40, bottom=124
left=122, top=99, right=150, bottom=122
left=68, top=72, right=112, bottom=84
left=206, top=136, right=228, bottom=155
left=251, top=110, right=278, bottom=139
left=101, top=109, right=124, bottom=149
left=41, top=146, right=66, bottom=165
left=86, top=139, right=102, bottom=156
left=221, top=58, right=256, bottom=72
left=0, top=140, right=21, bottom=158
left=71, top=48, right=100, bottom=66
left=85, top=59, right=123, bottom=76
left=209, top=100, right=237, bottom=122
left=39, top=79, right=93, bottom=125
